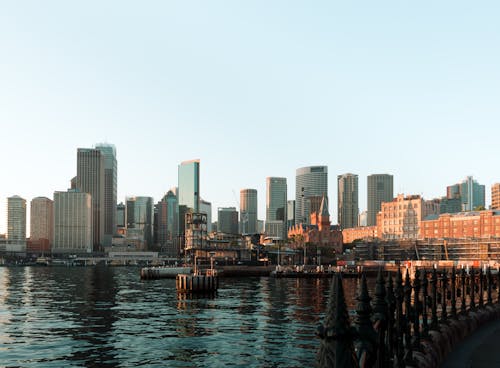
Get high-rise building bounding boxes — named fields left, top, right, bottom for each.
left=367, top=174, right=394, bottom=226
left=76, top=148, right=104, bottom=250
left=53, top=190, right=92, bottom=254
left=30, top=197, right=54, bottom=246
left=295, top=166, right=328, bottom=225
left=447, top=176, right=485, bottom=211
left=217, top=207, right=239, bottom=234
left=126, top=196, right=154, bottom=250
left=338, top=173, right=359, bottom=229
left=95, top=143, right=117, bottom=247
left=266, top=177, right=287, bottom=238
left=7, top=195, right=27, bottom=251
left=240, top=189, right=258, bottom=234
left=155, top=191, right=179, bottom=256
left=358, top=210, right=368, bottom=227
left=287, top=200, right=295, bottom=229
left=200, top=199, right=212, bottom=233
left=492, top=183, right=500, bottom=210
left=178, top=159, right=200, bottom=213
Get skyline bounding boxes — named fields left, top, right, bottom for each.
left=1, top=1, right=499, bottom=233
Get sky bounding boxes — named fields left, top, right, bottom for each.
left=1, top=1, right=499, bottom=234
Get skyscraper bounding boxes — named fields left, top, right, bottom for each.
left=338, top=173, right=359, bottom=229
left=178, top=159, right=200, bottom=213
left=30, top=197, right=54, bottom=246
left=7, top=195, right=26, bottom=251
left=367, top=174, right=394, bottom=226
left=492, top=183, right=500, bottom=210
left=77, top=148, right=104, bottom=250
left=447, top=176, right=485, bottom=211
left=95, top=143, right=117, bottom=247
left=200, top=199, right=212, bottom=232
left=217, top=207, right=239, bottom=234
left=287, top=200, right=295, bottom=229
left=240, top=189, right=258, bottom=234
left=53, top=190, right=92, bottom=254
left=126, top=196, right=154, bottom=250
left=295, top=166, right=328, bottom=225
left=266, top=177, right=287, bottom=238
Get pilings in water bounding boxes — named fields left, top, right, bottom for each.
left=175, top=272, right=219, bottom=293
left=316, top=267, right=500, bottom=368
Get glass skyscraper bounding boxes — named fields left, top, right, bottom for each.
left=266, top=177, right=287, bottom=238
left=126, top=196, right=154, bottom=250
left=367, top=174, right=394, bottom=226
left=96, top=143, right=117, bottom=247
left=338, top=173, right=359, bottom=229
left=178, top=160, right=200, bottom=213
left=240, top=189, right=258, bottom=234
left=295, top=166, right=328, bottom=225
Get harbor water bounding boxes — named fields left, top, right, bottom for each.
left=0, top=266, right=366, bottom=367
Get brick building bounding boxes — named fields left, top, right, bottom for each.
left=421, top=210, right=500, bottom=239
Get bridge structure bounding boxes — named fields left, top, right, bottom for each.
left=316, top=267, right=500, bottom=368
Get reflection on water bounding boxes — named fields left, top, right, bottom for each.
left=0, top=267, right=366, bottom=367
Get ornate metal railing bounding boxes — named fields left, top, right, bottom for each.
left=316, top=267, right=500, bottom=367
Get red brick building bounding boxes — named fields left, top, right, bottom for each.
left=421, top=210, right=500, bottom=239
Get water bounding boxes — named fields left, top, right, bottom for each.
left=0, top=267, right=364, bottom=367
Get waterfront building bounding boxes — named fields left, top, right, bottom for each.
left=178, top=159, right=200, bottom=213
left=288, top=194, right=343, bottom=259
left=295, top=166, right=328, bottom=225
left=126, top=196, right=154, bottom=250
left=287, top=200, right=295, bottom=229
left=217, top=207, right=239, bottom=234
left=421, top=209, right=500, bottom=239
left=379, top=194, right=440, bottom=240
left=337, top=173, right=359, bottom=229
left=367, top=174, right=393, bottom=226
left=7, top=195, right=27, bottom=252
left=95, top=143, right=117, bottom=247
left=53, top=190, right=92, bottom=254
left=200, top=199, right=212, bottom=233
left=342, top=226, right=378, bottom=244
left=266, top=177, right=287, bottom=238
left=29, top=197, right=53, bottom=253
left=447, top=176, right=485, bottom=211
left=492, top=183, right=500, bottom=210
left=240, top=189, right=258, bottom=234
left=76, top=148, right=105, bottom=250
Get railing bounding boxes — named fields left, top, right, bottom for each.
left=316, top=267, right=500, bottom=367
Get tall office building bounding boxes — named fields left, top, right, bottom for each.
left=53, top=190, right=92, bottom=254
left=126, top=196, right=154, bottom=250
left=338, top=173, right=359, bottom=229
left=154, top=191, right=179, bottom=255
left=7, top=195, right=27, bottom=251
left=240, top=189, right=258, bottom=234
left=287, top=200, right=295, bottom=229
left=492, top=183, right=500, bottom=210
left=30, top=197, right=54, bottom=246
left=447, top=176, right=485, bottom=211
left=95, top=143, right=117, bottom=247
left=217, top=207, right=239, bottom=234
left=178, top=159, right=200, bottom=213
left=266, top=177, right=287, bottom=238
left=200, top=199, right=212, bottom=232
left=367, top=174, right=394, bottom=226
left=77, top=148, right=104, bottom=250
left=295, top=166, right=328, bottom=225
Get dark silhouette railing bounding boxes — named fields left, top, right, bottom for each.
left=316, top=267, right=500, bottom=368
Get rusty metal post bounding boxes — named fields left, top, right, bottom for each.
left=450, top=267, right=457, bottom=319
left=316, top=274, right=358, bottom=368
left=372, top=268, right=388, bottom=368
left=421, top=269, right=429, bottom=337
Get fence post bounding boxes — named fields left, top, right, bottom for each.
left=478, top=268, right=484, bottom=308
left=430, top=267, right=439, bottom=330
left=487, top=267, right=493, bottom=305
left=413, top=268, right=421, bottom=349
left=460, top=267, right=467, bottom=314
left=403, top=269, right=414, bottom=365
left=354, top=273, right=377, bottom=367
left=470, top=267, right=476, bottom=310
left=450, top=266, right=457, bottom=319
left=394, top=269, right=405, bottom=368
left=441, top=269, right=448, bottom=323
left=372, top=268, right=388, bottom=368
left=421, top=269, right=429, bottom=338
left=386, top=273, right=396, bottom=366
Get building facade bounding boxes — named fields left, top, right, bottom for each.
left=95, top=143, right=117, bottom=247
left=266, top=177, right=287, bottom=238
left=492, top=183, right=500, bottom=210
left=200, top=199, right=212, bottom=233
left=342, top=226, right=378, bottom=244
left=126, top=196, right=154, bottom=250
left=240, top=189, right=258, bottom=234
left=29, top=197, right=54, bottom=253
left=367, top=174, right=393, bottom=226
left=53, top=190, right=92, bottom=254
left=379, top=194, right=440, bottom=240
left=447, top=176, right=485, bottom=211
left=217, top=207, right=239, bottom=234
left=77, top=148, right=105, bottom=250
left=178, top=159, right=200, bottom=213
left=287, top=200, right=295, bottom=229
left=338, top=173, right=359, bottom=229
left=295, top=166, right=328, bottom=225
left=7, top=195, right=27, bottom=251
left=421, top=210, right=500, bottom=239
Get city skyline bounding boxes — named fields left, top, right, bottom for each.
left=1, top=1, right=499, bottom=233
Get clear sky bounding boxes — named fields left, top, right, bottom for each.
left=1, top=1, right=499, bottom=234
